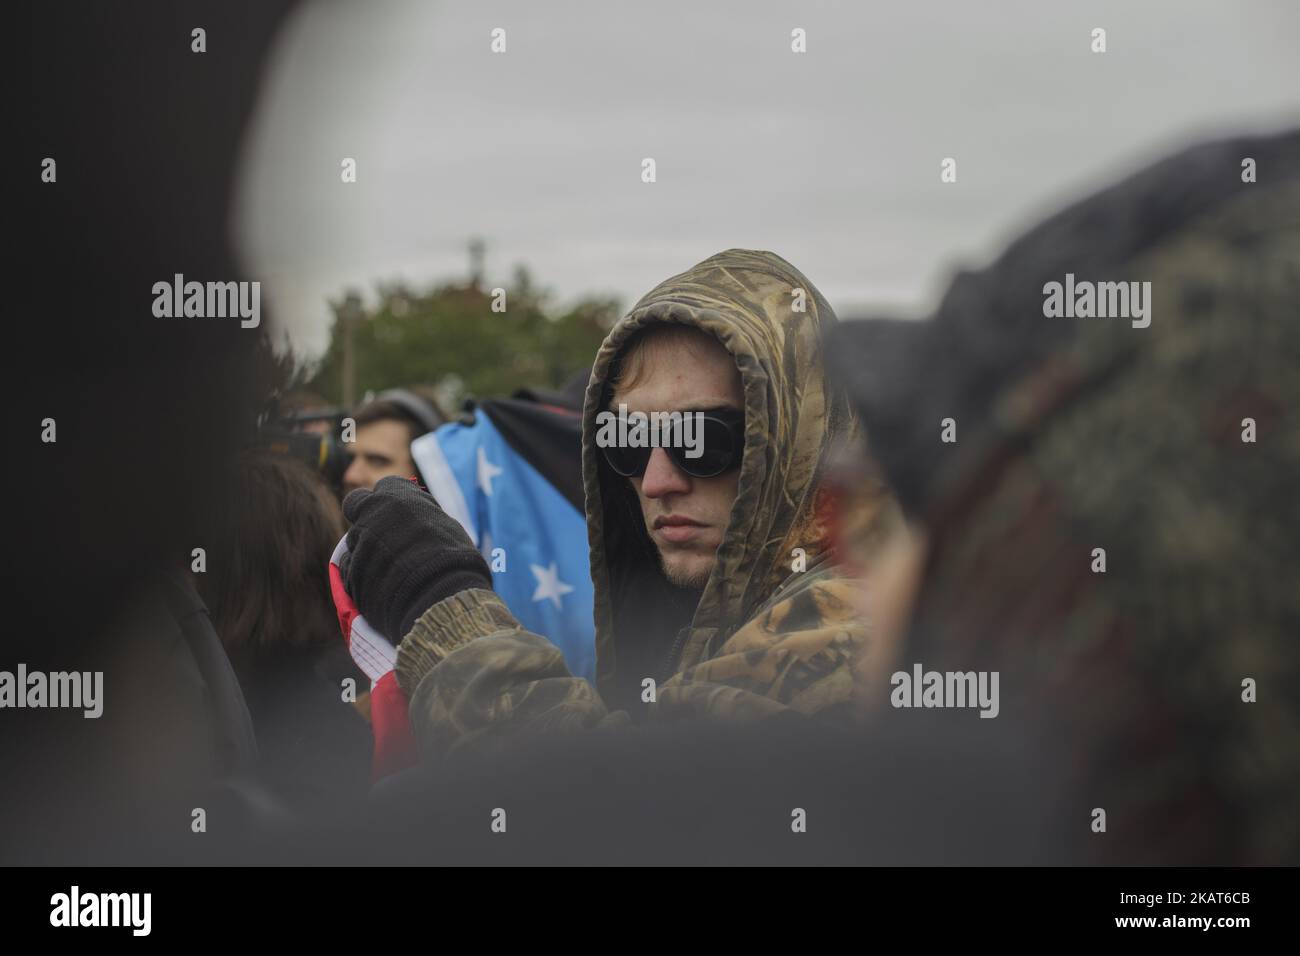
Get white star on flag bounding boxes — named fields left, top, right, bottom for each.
left=530, top=562, right=574, bottom=609
left=477, top=446, right=503, bottom=496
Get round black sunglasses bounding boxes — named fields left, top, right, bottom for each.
left=600, top=407, right=745, bottom=479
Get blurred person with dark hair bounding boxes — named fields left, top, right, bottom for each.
left=824, top=129, right=1300, bottom=864
left=9, top=0, right=301, bottom=863
left=279, top=388, right=337, bottom=436
left=200, top=450, right=372, bottom=813
left=342, top=390, right=445, bottom=493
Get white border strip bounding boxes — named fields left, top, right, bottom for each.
left=410, top=430, right=478, bottom=545
left=331, top=536, right=398, bottom=682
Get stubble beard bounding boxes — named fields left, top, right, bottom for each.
left=658, top=548, right=714, bottom=591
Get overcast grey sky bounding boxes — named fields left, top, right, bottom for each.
left=234, top=0, right=1300, bottom=361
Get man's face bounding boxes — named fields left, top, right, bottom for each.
left=342, top=419, right=416, bottom=493
left=614, top=334, right=745, bottom=590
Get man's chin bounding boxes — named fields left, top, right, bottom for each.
left=660, top=555, right=714, bottom=590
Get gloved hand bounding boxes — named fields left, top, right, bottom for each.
left=340, top=476, right=492, bottom=643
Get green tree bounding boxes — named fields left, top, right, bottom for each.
left=306, top=267, right=620, bottom=409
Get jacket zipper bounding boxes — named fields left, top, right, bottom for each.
left=662, top=626, right=691, bottom=678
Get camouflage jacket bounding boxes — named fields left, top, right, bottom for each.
left=394, top=249, right=872, bottom=760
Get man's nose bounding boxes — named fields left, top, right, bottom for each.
left=640, top=447, right=691, bottom=498
left=342, top=457, right=366, bottom=490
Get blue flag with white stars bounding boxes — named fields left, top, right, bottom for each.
left=410, top=404, right=596, bottom=682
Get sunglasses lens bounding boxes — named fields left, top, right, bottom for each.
left=602, top=443, right=650, bottom=477
left=678, top=416, right=739, bottom=477
left=600, top=412, right=743, bottom=478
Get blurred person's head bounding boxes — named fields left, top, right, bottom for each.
left=607, top=325, right=744, bottom=589
left=342, top=392, right=442, bottom=492
left=824, top=129, right=1300, bottom=864
left=198, top=450, right=373, bottom=817
left=199, top=450, right=345, bottom=668
left=278, top=389, right=334, bottom=434
left=14, top=0, right=304, bottom=866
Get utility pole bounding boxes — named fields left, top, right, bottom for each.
left=340, top=291, right=363, bottom=408
left=468, top=237, right=485, bottom=290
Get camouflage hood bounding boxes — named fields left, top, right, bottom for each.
left=580, top=249, right=858, bottom=705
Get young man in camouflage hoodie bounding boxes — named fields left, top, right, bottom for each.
left=339, top=249, right=893, bottom=761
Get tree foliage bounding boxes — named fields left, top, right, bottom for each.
left=305, top=268, right=620, bottom=408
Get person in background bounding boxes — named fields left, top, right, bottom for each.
left=199, top=449, right=373, bottom=814
left=342, top=389, right=446, bottom=493
left=278, top=388, right=336, bottom=435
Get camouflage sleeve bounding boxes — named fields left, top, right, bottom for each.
left=394, top=589, right=618, bottom=761
left=654, top=572, right=867, bottom=723
left=395, top=571, right=866, bottom=759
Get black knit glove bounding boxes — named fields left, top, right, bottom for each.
left=340, top=476, right=492, bottom=643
